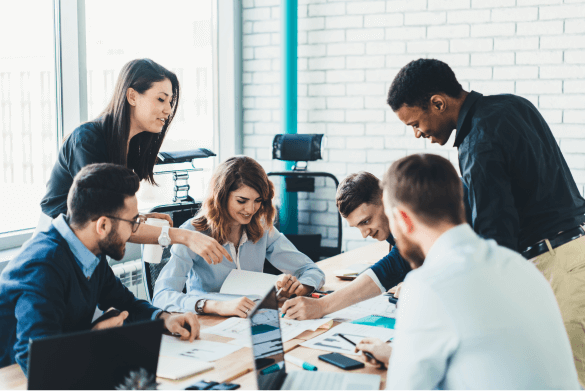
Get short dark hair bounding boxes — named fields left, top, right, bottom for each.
left=67, top=163, right=140, bottom=228
left=336, top=172, right=382, bottom=218
left=387, top=58, right=463, bottom=111
left=381, top=154, right=465, bottom=226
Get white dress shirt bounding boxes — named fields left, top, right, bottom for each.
left=387, top=224, right=579, bottom=389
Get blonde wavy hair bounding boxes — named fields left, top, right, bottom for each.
left=192, top=156, right=276, bottom=244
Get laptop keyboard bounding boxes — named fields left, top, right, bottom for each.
left=285, top=371, right=347, bottom=390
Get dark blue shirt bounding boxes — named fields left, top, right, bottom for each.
left=370, top=181, right=473, bottom=291
left=0, top=222, right=159, bottom=375
left=455, top=91, right=585, bottom=252
left=40, top=121, right=109, bottom=218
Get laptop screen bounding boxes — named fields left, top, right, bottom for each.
left=249, top=287, right=287, bottom=390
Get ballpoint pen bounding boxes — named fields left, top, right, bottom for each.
left=337, top=333, right=385, bottom=367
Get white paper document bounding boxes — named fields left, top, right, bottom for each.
left=159, top=334, right=242, bottom=362
left=202, top=316, right=331, bottom=347
left=324, top=294, right=396, bottom=321
left=219, top=269, right=280, bottom=300
left=301, top=322, right=395, bottom=356
left=157, top=355, right=213, bottom=380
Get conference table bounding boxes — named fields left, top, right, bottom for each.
left=0, top=240, right=390, bottom=390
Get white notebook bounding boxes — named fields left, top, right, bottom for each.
left=219, top=269, right=280, bottom=300
left=334, top=264, right=370, bottom=279
left=156, top=355, right=213, bottom=380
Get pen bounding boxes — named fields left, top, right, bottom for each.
left=276, top=276, right=291, bottom=298
left=337, top=333, right=385, bottom=367
left=280, top=294, right=297, bottom=318
left=284, top=354, right=318, bottom=371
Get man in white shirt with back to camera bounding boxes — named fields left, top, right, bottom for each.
left=356, top=153, right=580, bottom=389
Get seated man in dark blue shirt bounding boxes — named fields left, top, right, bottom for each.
left=283, top=171, right=471, bottom=320
left=0, top=163, right=200, bottom=375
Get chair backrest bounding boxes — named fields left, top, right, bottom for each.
left=267, top=171, right=342, bottom=262
left=141, top=202, right=201, bottom=303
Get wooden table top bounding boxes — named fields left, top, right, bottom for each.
left=0, top=240, right=390, bottom=390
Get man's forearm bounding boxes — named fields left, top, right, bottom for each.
left=321, top=274, right=382, bottom=315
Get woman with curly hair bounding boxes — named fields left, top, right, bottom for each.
left=152, top=156, right=325, bottom=318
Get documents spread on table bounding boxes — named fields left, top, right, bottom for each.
left=202, top=316, right=332, bottom=347
left=219, top=270, right=280, bottom=300
left=324, top=294, right=396, bottom=321
left=300, top=322, right=394, bottom=356
left=159, top=334, right=242, bottom=362
left=157, top=355, right=213, bottom=380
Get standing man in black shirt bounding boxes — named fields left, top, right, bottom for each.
left=386, top=58, right=585, bottom=386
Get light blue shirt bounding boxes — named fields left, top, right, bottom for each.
left=53, top=214, right=100, bottom=279
left=387, top=224, right=579, bottom=390
left=153, top=218, right=326, bottom=312
left=53, top=214, right=161, bottom=320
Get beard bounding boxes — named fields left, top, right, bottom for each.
left=98, top=227, right=126, bottom=261
left=393, top=228, right=426, bottom=269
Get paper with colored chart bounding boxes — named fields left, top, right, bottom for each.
left=202, top=316, right=332, bottom=347
left=324, top=294, right=396, bottom=321
left=300, top=322, right=395, bottom=356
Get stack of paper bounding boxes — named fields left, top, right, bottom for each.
left=157, top=355, right=213, bottom=380
left=202, top=316, right=332, bottom=347
left=334, top=264, right=371, bottom=280
left=300, top=322, right=395, bottom=356
left=159, top=335, right=243, bottom=362
left=219, top=269, right=280, bottom=300
left=324, top=294, right=396, bottom=321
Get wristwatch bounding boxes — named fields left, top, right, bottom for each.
left=195, top=299, right=207, bottom=314
left=158, top=225, right=171, bottom=248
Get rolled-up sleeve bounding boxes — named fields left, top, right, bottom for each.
left=265, top=228, right=325, bottom=291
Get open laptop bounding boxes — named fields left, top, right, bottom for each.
left=27, top=319, right=163, bottom=390
left=248, top=287, right=381, bottom=390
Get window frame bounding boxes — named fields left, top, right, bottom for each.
left=0, top=0, right=239, bottom=252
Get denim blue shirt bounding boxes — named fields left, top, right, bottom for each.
left=53, top=215, right=100, bottom=279
left=153, top=218, right=326, bottom=312
left=53, top=214, right=161, bottom=320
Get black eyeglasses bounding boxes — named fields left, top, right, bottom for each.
left=105, top=215, right=146, bottom=233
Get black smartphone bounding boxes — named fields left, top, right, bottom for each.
left=90, top=309, right=121, bottom=328
left=318, top=353, right=364, bottom=370
left=387, top=295, right=398, bottom=304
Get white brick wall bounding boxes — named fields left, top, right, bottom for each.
left=242, top=0, right=585, bottom=252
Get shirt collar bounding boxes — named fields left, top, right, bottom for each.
left=387, top=233, right=396, bottom=246
left=423, top=224, right=477, bottom=269
left=453, top=91, right=483, bottom=148
left=53, top=214, right=101, bottom=279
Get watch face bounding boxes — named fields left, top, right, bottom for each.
left=159, top=234, right=172, bottom=247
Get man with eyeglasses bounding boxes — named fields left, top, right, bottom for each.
left=0, top=163, right=200, bottom=375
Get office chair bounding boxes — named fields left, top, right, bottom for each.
left=266, top=134, right=342, bottom=269
left=141, top=149, right=211, bottom=303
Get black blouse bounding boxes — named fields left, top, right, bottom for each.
left=41, top=121, right=109, bottom=218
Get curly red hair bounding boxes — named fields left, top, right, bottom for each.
left=193, top=156, right=276, bottom=244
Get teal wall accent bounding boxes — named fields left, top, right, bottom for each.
left=279, top=0, right=298, bottom=234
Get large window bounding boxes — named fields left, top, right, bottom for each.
left=0, top=0, right=217, bottom=240
left=0, top=0, right=57, bottom=234
left=84, top=0, right=216, bottom=210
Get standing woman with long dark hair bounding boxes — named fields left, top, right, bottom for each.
left=37, top=59, right=230, bottom=264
